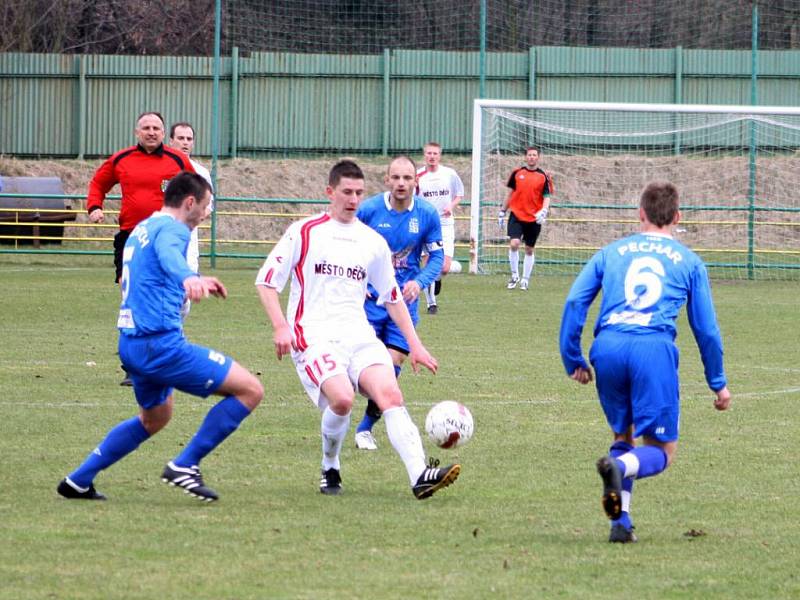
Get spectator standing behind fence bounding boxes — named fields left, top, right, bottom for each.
left=87, top=111, right=196, bottom=284
left=498, top=147, right=552, bottom=291
left=559, top=181, right=731, bottom=543
left=168, top=122, right=214, bottom=318
left=416, top=142, right=464, bottom=314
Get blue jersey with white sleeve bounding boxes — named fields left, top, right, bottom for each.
left=357, top=192, right=444, bottom=293
left=117, top=212, right=196, bottom=337
left=559, top=232, right=726, bottom=391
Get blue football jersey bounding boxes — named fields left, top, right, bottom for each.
left=117, top=212, right=196, bottom=336
left=560, top=232, right=726, bottom=391
left=357, top=192, right=444, bottom=292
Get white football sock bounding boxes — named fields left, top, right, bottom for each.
left=423, top=283, right=434, bottom=307
left=523, top=253, right=535, bottom=280
left=383, top=406, right=426, bottom=484
left=621, top=489, right=632, bottom=514
left=619, top=453, right=641, bottom=479
left=321, top=406, right=350, bottom=471
left=509, top=249, right=519, bottom=278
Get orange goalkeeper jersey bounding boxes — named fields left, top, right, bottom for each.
left=506, top=167, right=552, bottom=223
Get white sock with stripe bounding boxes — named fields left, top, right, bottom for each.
left=384, top=406, right=426, bottom=484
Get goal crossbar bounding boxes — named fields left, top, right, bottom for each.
left=469, top=100, right=800, bottom=278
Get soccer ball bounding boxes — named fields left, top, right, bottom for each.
left=424, top=401, right=474, bottom=449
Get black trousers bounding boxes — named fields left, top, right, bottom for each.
left=113, top=229, right=131, bottom=283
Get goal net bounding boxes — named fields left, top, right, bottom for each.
left=470, top=100, right=800, bottom=280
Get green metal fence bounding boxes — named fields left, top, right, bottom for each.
left=2, top=46, right=800, bottom=159
left=2, top=191, right=797, bottom=281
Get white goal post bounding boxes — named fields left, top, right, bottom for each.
left=469, top=99, right=800, bottom=280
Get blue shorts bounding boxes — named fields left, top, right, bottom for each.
left=119, top=330, right=234, bottom=410
left=589, top=330, right=680, bottom=442
left=364, top=296, right=418, bottom=354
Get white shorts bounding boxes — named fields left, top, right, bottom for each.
left=292, top=338, right=393, bottom=410
left=441, top=223, right=455, bottom=258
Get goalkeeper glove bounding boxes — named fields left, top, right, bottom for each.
left=535, top=207, right=549, bottom=224
left=497, top=210, right=506, bottom=228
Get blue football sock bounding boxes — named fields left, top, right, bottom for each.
left=69, top=416, right=150, bottom=488
left=173, top=396, right=251, bottom=468
left=356, top=412, right=379, bottom=434
left=616, top=445, right=669, bottom=480
left=609, top=442, right=636, bottom=492
left=356, top=365, right=401, bottom=433
left=609, top=441, right=635, bottom=528
left=632, top=445, right=668, bottom=479
left=610, top=442, right=636, bottom=493
left=609, top=440, right=633, bottom=458
left=613, top=511, right=633, bottom=529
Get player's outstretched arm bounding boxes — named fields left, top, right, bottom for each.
left=183, top=275, right=227, bottom=301
left=407, top=341, right=438, bottom=375
left=255, top=285, right=296, bottom=359
left=86, top=157, right=116, bottom=221
left=385, top=300, right=437, bottom=374
left=713, top=386, right=731, bottom=411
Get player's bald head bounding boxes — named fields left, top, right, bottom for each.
left=387, top=155, right=416, bottom=175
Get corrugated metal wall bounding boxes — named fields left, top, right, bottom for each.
left=1, top=47, right=798, bottom=157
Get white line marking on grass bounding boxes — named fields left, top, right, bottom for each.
left=0, top=401, right=103, bottom=408
left=736, top=387, right=800, bottom=397
left=2, top=397, right=562, bottom=409
left=684, top=387, right=800, bottom=401
left=1, top=360, right=93, bottom=367
left=405, top=398, right=559, bottom=406
left=0, top=267, right=98, bottom=273
left=9, top=389, right=796, bottom=410
left=740, top=365, right=800, bottom=374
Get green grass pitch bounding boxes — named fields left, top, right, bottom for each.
left=0, top=256, right=798, bottom=599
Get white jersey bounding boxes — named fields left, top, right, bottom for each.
left=187, top=159, right=213, bottom=274
left=416, top=165, right=464, bottom=226
left=255, top=213, right=402, bottom=351
left=190, top=159, right=214, bottom=210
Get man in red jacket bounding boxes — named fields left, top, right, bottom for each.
left=87, top=111, right=195, bottom=283
left=87, top=111, right=195, bottom=386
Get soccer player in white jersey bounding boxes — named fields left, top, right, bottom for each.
left=58, top=173, right=263, bottom=502
left=255, top=160, right=460, bottom=499
left=168, top=122, right=214, bottom=276
left=559, top=181, right=731, bottom=543
left=416, top=142, right=464, bottom=314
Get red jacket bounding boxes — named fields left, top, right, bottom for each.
left=87, top=144, right=195, bottom=231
